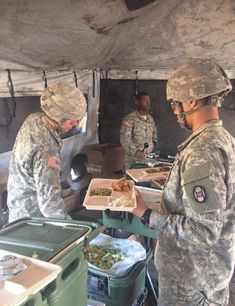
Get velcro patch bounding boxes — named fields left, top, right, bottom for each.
left=48, top=156, right=61, bottom=170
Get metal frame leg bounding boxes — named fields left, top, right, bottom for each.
left=146, top=269, right=158, bottom=306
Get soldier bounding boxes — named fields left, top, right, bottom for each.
left=133, top=59, right=235, bottom=305
left=7, top=82, right=86, bottom=221
left=120, top=92, right=157, bottom=168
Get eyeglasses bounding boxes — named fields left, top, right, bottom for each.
left=170, top=101, right=182, bottom=109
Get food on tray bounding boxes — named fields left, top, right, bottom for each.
left=159, top=166, right=171, bottom=171
left=109, top=196, right=132, bottom=207
left=111, top=178, right=131, bottom=192
left=145, top=168, right=159, bottom=173
left=145, top=166, right=170, bottom=174
left=84, top=178, right=136, bottom=211
left=85, top=245, right=127, bottom=269
left=90, top=188, right=112, bottom=196
left=32, top=251, right=39, bottom=259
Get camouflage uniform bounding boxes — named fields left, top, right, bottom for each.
left=149, top=120, right=235, bottom=305
left=7, top=82, right=87, bottom=221
left=7, top=113, right=70, bottom=220
left=120, top=111, right=157, bottom=168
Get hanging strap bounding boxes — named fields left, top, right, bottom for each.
left=73, top=71, right=78, bottom=88
left=135, top=70, right=138, bottom=96
left=92, top=70, right=96, bottom=98
left=42, top=70, right=48, bottom=89
left=6, top=69, right=16, bottom=118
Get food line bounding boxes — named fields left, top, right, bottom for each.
left=0, top=157, right=173, bottom=306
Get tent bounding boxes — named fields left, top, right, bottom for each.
left=0, top=0, right=234, bottom=173
left=0, top=0, right=234, bottom=94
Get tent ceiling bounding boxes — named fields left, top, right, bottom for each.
left=0, top=0, right=235, bottom=77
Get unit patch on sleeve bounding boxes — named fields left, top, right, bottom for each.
left=47, top=156, right=61, bottom=170
left=193, top=186, right=206, bottom=203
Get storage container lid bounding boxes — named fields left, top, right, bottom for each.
left=0, top=218, right=94, bottom=262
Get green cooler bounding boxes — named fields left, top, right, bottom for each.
left=88, top=248, right=151, bottom=306
left=0, top=218, right=100, bottom=306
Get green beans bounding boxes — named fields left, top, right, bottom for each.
left=90, top=188, right=112, bottom=196
left=85, top=245, right=127, bottom=269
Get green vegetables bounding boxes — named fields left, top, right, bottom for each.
left=145, top=168, right=159, bottom=173
left=90, top=188, right=112, bottom=196
left=145, top=166, right=170, bottom=174
left=85, top=245, right=127, bottom=269
left=32, top=251, right=39, bottom=259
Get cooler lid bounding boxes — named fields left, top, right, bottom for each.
left=0, top=218, right=96, bottom=262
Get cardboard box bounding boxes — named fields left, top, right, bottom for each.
left=84, top=144, right=124, bottom=177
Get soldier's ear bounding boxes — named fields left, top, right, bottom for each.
left=190, top=100, right=198, bottom=109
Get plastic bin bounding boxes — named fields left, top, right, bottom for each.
left=87, top=248, right=151, bottom=306
left=0, top=218, right=100, bottom=306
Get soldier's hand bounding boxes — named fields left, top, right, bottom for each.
left=135, top=150, right=145, bottom=159
left=132, top=188, right=148, bottom=217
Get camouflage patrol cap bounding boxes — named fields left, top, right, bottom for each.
left=40, top=82, right=87, bottom=120
left=167, top=59, right=232, bottom=103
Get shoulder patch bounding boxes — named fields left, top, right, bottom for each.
left=48, top=156, right=61, bottom=170
left=193, top=186, right=206, bottom=203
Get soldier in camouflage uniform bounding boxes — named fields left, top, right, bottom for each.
left=120, top=92, right=157, bottom=168
left=133, top=59, right=235, bottom=305
left=7, top=82, right=86, bottom=221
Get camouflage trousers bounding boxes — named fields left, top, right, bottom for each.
left=157, top=275, right=229, bottom=306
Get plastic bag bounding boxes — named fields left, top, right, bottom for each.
left=87, top=233, right=146, bottom=276
left=0, top=254, right=27, bottom=281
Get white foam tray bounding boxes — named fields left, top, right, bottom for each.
left=126, top=166, right=170, bottom=183
left=83, top=178, right=136, bottom=212
left=136, top=186, right=162, bottom=210
left=0, top=250, right=61, bottom=306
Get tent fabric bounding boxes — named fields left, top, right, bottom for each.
left=0, top=0, right=234, bottom=77
left=0, top=70, right=94, bottom=97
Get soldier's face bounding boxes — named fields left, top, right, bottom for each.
left=60, top=119, right=78, bottom=133
left=138, top=95, right=151, bottom=111
left=172, top=101, right=192, bottom=129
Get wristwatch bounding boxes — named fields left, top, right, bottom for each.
left=140, top=208, right=152, bottom=225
